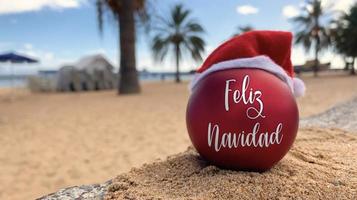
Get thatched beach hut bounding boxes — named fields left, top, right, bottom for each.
left=56, top=55, right=116, bottom=92
left=56, top=65, right=83, bottom=91
left=75, top=54, right=116, bottom=90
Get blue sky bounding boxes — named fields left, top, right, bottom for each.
left=0, top=0, right=355, bottom=74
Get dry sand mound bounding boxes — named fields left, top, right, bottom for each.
left=106, top=128, right=357, bottom=200
left=301, top=97, right=357, bottom=132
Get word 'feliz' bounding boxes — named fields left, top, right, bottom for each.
left=224, top=75, right=265, bottom=120
left=207, top=75, right=284, bottom=151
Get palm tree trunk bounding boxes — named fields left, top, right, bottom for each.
left=175, top=44, right=181, bottom=83
left=313, top=35, right=320, bottom=77
left=351, top=57, right=356, bottom=75
left=118, top=0, right=140, bottom=94
left=343, top=56, right=349, bottom=71
left=313, top=13, right=320, bottom=78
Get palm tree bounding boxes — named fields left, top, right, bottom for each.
left=96, top=0, right=147, bottom=94
left=151, top=4, right=205, bottom=83
left=292, top=0, right=331, bottom=77
left=330, top=17, right=350, bottom=71
left=331, top=3, right=357, bottom=75
left=233, top=25, right=254, bottom=37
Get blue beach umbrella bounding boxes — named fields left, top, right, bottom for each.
left=0, top=52, right=38, bottom=63
left=0, top=52, right=39, bottom=87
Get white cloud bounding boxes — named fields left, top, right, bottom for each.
left=44, top=52, right=54, bottom=60
left=291, top=46, right=306, bottom=66
left=24, top=43, right=33, bottom=50
left=282, top=5, right=300, bottom=18
left=0, top=0, right=87, bottom=15
left=283, top=0, right=356, bottom=19
left=321, top=0, right=356, bottom=13
left=18, top=44, right=57, bottom=67
left=137, top=53, right=152, bottom=71
left=291, top=46, right=345, bottom=69
left=87, top=48, right=107, bottom=55
left=320, top=51, right=345, bottom=69
left=236, top=5, right=259, bottom=15
left=136, top=50, right=199, bottom=72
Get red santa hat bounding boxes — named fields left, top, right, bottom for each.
left=190, top=30, right=305, bottom=97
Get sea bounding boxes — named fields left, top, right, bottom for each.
left=0, top=76, right=29, bottom=88
left=0, top=73, right=194, bottom=88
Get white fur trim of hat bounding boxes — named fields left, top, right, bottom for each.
left=189, top=55, right=305, bottom=98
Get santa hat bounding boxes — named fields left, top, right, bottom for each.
left=190, top=30, right=305, bottom=97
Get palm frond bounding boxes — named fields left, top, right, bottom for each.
left=172, top=4, right=190, bottom=27
left=291, top=0, right=332, bottom=56
left=184, top=21, right=204, bottom=33
left=292, top=15, right=311, bottom=24
left=95, top=0, right=150, bottom=35
left=333, top=3, right=357, bottom=57
left=152, top=35, right=171, bottom=62
left=150, top=3, right=206, bottom=66
left=96, top=0, right=105, bottom=35
left=183, top=35, right=205, bottom=61
left=295, top=31, right=312, bottom=50
left=232, top=25, right=254, bottom=37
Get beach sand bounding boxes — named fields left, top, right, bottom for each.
left=106, top=128, right=357, bottom=200
left=0, top=74, right=357, bottom=200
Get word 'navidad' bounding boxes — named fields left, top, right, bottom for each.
left=207, top=74, right=284, bottom=151
left=208, top=122, right=283, bottom=152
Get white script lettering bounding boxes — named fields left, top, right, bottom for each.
left=224, top=75, right=265, bottom=119
left=207, top=122, right=283, bottom=152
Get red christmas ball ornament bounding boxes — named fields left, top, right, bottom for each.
left=186, top=31, right=305, bottom=171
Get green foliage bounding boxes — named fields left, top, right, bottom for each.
left=233, top=25, right=254, bottom=37
left=332, top=4, right=357, bottom=58
left=96, top=0, right=149, bottom=35
left=292, top=0, right=331, bottom=53
left=151, top=4, right=205, bottom=82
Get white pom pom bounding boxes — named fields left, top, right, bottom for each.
left=293, top=78, right=305, bottom=97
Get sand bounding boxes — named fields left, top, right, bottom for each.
left=0, top=74, right=357, bottom=200
left=296, top=74, right=357, bottom=117
left=106, top=128, right=357, bottom=200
